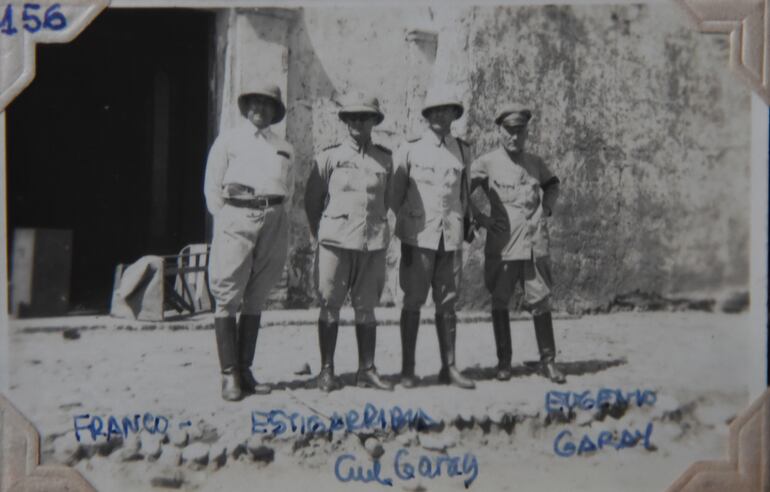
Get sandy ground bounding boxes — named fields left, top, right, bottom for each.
left=6, top=310, right=754, bottom=491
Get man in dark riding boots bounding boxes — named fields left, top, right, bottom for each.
left=470, top=105, right=566, bottom=385
left=305, top=94, right=394, bottom=393
left=204, top=82, right=294, bottom=401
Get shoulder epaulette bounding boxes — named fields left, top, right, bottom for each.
left=322, top=143, right=341, bottom=151
left=374, top=143, right=392, bottom=155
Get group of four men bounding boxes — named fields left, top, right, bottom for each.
left=204, top=82, right=566, bottom=402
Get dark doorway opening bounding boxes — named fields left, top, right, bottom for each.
left=7, top=9, right=213, bottom=313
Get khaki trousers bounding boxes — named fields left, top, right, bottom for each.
left=208, top=204, right=288, bottom=316
left=316, top=244, right=386, bottom=324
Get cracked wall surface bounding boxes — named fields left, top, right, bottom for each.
left=224, top=4, right=750, bottom=312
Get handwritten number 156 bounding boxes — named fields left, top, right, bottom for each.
left=0, top=3, right=68, bottom=35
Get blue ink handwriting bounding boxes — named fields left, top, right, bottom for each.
left=252, top=403, right=437, bottom=436
left=335, top=454, right=393, bottom=487
left=553, top=421, right=655, bottom=457
left=394, top=448, right=479, bottom=488
left=545, top=388, right=657, bottom=414
left=334, top=448, right=479, bottom=488
left=73, top=413, right=170, bottom=442
left=0, top=3, right=67, bottom=36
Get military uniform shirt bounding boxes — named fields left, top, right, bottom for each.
left=204, top=122, right=295, bottom=215
left=390, top=130, right=471, bottom=252
left=471, top=147, right=559, bottom=260
left=305, top=138, right=392, bottom=251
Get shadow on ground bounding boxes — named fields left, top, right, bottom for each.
left=258, top=357, right=627, bottom=392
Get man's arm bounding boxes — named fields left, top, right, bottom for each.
left=468, top=154, right=488, bottom=211
left=384, top=159, right=394, bottom=213
left=539, top=157, right=560, bottom=217
left=468, top=155, right=502, bottom=231
left=389, top=144, right=409, bottom=216
left=282, top=142, right=296, bottom=202
left=304, top=155, right=329, bottom=239
left=203, top=135, right=228, bottom=216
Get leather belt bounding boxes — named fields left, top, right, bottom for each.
left=225, top=196, right=284, bottom=209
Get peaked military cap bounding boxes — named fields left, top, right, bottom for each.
left=495, top=106, right=533, bottom=126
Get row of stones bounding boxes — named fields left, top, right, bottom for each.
left=49, top=397, right=691, bottom=469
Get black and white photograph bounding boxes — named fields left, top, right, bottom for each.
left=0, top=0, right=767, bottom=490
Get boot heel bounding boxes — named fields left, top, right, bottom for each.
left=215, top=317, right=243, bottom=401
left=221, top=370, right=242, bottom=401
left=436, top=313, right=475, bottom=389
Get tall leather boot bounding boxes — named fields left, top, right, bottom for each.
left=317, top=321, right=339, bottom=392
left=238, top=314, right=271, bottom=395
left=399, top=309, right=420, bottom=388
left=534, top=312, right=566, bottom=384
left=355, top=323, right=393, bottom=390
left=436, top=313, right=475, bottom=389
left=492, top=309, right=513, bottom=380
left=214, top=316, right=242, bottom=401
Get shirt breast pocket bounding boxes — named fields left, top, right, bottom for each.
left=443, top=165, right=463, bottom=189
left=520, top=178, right=541, bottom=210
left=493, top=179, right=518, bottom=203
left=329, top=166, right=359, bottom=193
left=410, top=163, right=434, bottom=185
left=263, top=152, right=286, bottom=183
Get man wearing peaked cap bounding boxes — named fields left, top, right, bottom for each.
left=390, top=90, right=476, bottom=390
left=204, top=81, right=295, bottom=401
left=305, top=94, right=394, bottom=392
left=470, top=105, right=566, bottom=384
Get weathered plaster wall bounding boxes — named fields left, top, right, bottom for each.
left=284, top=7, right=437, bottom=307
left=221, top=4, right=750, bottom=312
left=458, top=5, right=750, bottom=311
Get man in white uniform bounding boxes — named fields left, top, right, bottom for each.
left=204, top=82, right=294, bottom=401
left=390, top=93, right=476, bottom=389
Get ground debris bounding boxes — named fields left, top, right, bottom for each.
left=190, top=420, right=218, bottom=443
left=168, top=428, right=189, bottom=448
left=402, top=482, right=428, bottom=492
left=419, top=432, right=456, bottom=452
left=150, top=469, right=184, bottom=489
left=182, top=442, right=210, bottom=469
left=209, top=443, right=228, bottom=469
left=157, top=446, right=182, bottom=467
left=363, top=436, right=384, bottom=459
left=53, top=432, right=83, bottom=466
left=720, top=291, right=749, bottom=313
left=587, top=289, right=715, bottom=314
left=141, top=431, right=163, bottom=460
left=118, top=434, right=142, bottom=461
left=62, top=328, right=81, bottom=340
left=247, top=439, right=275, bottom=463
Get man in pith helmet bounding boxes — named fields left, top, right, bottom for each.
left=204, top=82, right=295, bottom=401
left=390, top=90, right=476, bottom=390
left=305, top=94, right=394, bottom=392
left=470, top=105, right=566, bottom=384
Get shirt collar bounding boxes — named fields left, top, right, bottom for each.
left=503, top=147, right=524, bottom=162
left=424, top=129, right=452, bottom=147
left=239, top=120, right=273, bottom=139
left=345, top=136, right=370, bottom=154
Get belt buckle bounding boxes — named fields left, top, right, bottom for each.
left=256, top=197, right=269, bottom=209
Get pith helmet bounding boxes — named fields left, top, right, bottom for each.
left=421, top=89, right=464, bottom=119
left=338, top=94, right=385, bottom=125
left=495, top=105, right=533, bottom=126
left=238, top=82, right=286, bottom=124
